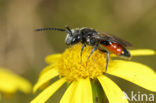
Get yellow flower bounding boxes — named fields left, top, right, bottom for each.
left=0, top=68, right=32, bottom=95
left=31, top=44, right=156, bottom=103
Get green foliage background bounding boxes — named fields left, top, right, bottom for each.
left=0, top=0, right=155, bottom=103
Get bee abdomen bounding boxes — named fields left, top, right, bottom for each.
left=105, top=43, right=131, bottom=58
left=105, top=43, right=123, bottom=56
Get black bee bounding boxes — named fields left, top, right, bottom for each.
left=35, top=26, right=132, bottom=72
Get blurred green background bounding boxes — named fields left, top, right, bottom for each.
left=0, top=0, right=156, bottom=103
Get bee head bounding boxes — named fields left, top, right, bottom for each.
left=65, top=27, right=81, bottom=45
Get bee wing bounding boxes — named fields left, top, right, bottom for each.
left=94, top=32, right=132, bottom=47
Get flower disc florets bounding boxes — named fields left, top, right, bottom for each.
left=57, top=44, right=110, bottom=81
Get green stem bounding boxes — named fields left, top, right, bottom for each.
left=0, top=93, right=2, bottom=102
left=91, top=80, right=108, bottom=103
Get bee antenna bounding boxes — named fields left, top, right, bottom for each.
left=35, top=26, right=73, bottom=36
left=35, top=28, right=66, bottom=32
left=65, top=26, right=73, bottom=36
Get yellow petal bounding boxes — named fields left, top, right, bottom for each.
left=130, top=49, right=155, bottom=56
left=31, top=78, right=66, bottom=103
left=111, top=49, right=155, bottom=57
left=33, top=68, right=59, bottom=92
left=98, top=75, right=129, bottom=103
left=60, top=81, right=78, bottom=103
left=0, top=69, right=32, bottom=94
left=45, top=54, right=62, bottom=64
left=108, top=60, right=156, bottom=92
left=39, top=64, right=58, bottom=76
left=74, top=78, right=93, bottom=103
left=14, top=76, right=32, bottom=94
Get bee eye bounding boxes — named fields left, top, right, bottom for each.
left=77, top=35, right=81, bottom=39
left=70, top=36, right=81, bottom=44
left=72, top=37, right=76, bottom=42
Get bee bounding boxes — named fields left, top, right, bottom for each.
left=35, top=26, right=132, bottom=72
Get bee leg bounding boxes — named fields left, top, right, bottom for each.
left=99, top=49, right=109, bottom=72
left=105, top=51, right=109, bottom=72
left=80, top=44, right=86, bottom=63
left=87, top=46, right=98, bottom=64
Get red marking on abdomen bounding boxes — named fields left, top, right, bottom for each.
left=105, top=43, right=123, bottom=55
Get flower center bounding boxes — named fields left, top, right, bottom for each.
left=58, top=44, right=111, bottom=81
